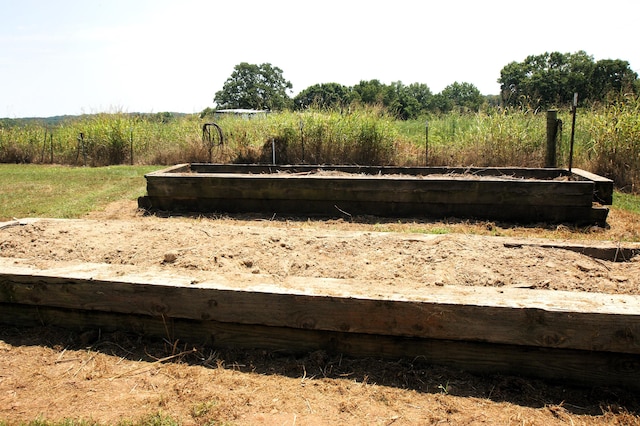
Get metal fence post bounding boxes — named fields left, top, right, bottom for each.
left=545, top=110, right=558, bottom=168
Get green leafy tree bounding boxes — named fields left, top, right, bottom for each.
left=499, top=52, right=584, bottom=107
left=430, top=93, right=453, bottom=113
left=405, top=82, right=434, bottom=112
left=591, top=59, right=639, bottom=100
left=352, top=79, right=388, bottom=105
left=439, top=82, right=483, bottom=112
left=382, top=81, right=405, bottom=117
left=386, top=82, right=433, bottom=119
left=498, top=51, right=638, bottom=107
left=293, top=83, right=352, bottom=110
left=350, top=80, right=433, bottom=119
left=214, top=62, right=293, bottom=110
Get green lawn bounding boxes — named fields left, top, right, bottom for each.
left=0, top=164, right=162, bottom=220
left=614, top=190, right=640, bottom=215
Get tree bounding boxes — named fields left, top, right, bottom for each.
left=293, top=83, right=352, bottom=110
left=405, top=83, right=434, bottom=113
left=439, top=82, right=483, bottom=112
left=499, top=51, right=590, bottom=107
left=498, top=51, right=638, bottom=107
left=591, top=59, right=639, bottom=100
left=214, top=63, right=293, bottom=110
left=351, top=80, right=388, bottom=105
left=350, top=80, right=433, bottom=119
left=385, top=82, right=433, bottom=119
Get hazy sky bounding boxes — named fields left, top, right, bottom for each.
left=1, top=0, right=638, bottom=118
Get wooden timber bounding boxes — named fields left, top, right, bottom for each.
left=2, top=303, right=639, bottom=390
left=571, top=168, right=614, bottom=205
left=139, top=164, right=613, bottom=224
left=0, top=258, right=639, bottom=390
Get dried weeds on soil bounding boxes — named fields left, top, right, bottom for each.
left=2, top=326, right=639, bottom=426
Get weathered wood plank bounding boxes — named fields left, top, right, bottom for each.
left=140, top=195, right=597, bottom=223
left=146, top=175, right=594, bottom=206
left=0, top=259, right=638, bottom=354
left=2, top=302, right=639, bottom=391
left=571, top=168, right=614, bottom=204
left=143, top=164, right=608, bottom=224
left=503, top=240, right=640, bottom=262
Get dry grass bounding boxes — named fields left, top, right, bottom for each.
left=1, top=326, right=639, bottom=425
left=287, top=204, right=640, bottom=244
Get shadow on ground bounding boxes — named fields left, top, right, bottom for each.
left=1, top=325, right=637, bottom=418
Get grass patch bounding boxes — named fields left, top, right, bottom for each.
left=0, top=164, right=161, bottom=220
left=613, top=191, right=640, bottom=215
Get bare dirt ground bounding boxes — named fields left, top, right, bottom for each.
left=1, top=200, right=640, bottom=425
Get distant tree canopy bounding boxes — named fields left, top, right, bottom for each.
left=439, top=82, right=484, bottom=112
left=498, top=51, right=639, bottom=108
left=214, top=71, right=480, bottom=119
left=348, top=79, right=481, bottom=118
left=211, top=52, right=639, bottom=119
left=214, top=62, right=293, bottom=111
left=386, top=82, right=432, bottom=120
left=293, top=83, right=353, bottom=110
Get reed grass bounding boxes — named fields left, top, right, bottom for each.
left=582, top=96, right=640, bottom=192
left=410, top=109, right=547, bottom=167
left=2, top=97, right=639, bottom=192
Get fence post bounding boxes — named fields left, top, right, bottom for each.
left=545, top=110, right=558, bottom=168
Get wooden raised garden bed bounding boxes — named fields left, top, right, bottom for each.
left=138, top=164, right=613, bottom=225
left=1, top=256, right=638, bottom=390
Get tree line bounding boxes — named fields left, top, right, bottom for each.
left=499, top=51, right=638, bottom=108
left=209, top=51, right=638, bottom=120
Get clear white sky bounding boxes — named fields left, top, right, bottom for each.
left=1, top=0, right=638, bottom=118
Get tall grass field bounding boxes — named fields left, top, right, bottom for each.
left=1, top=97, right=639, bottom=192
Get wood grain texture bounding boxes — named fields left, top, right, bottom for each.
left=1, top=259, right=638, bottom=354
left=142, top=164, right=608, bottom=223
left=2, top=302, right=638, bottom=390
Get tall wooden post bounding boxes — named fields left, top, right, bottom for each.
left=545, top=110, right=558, bottom=168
